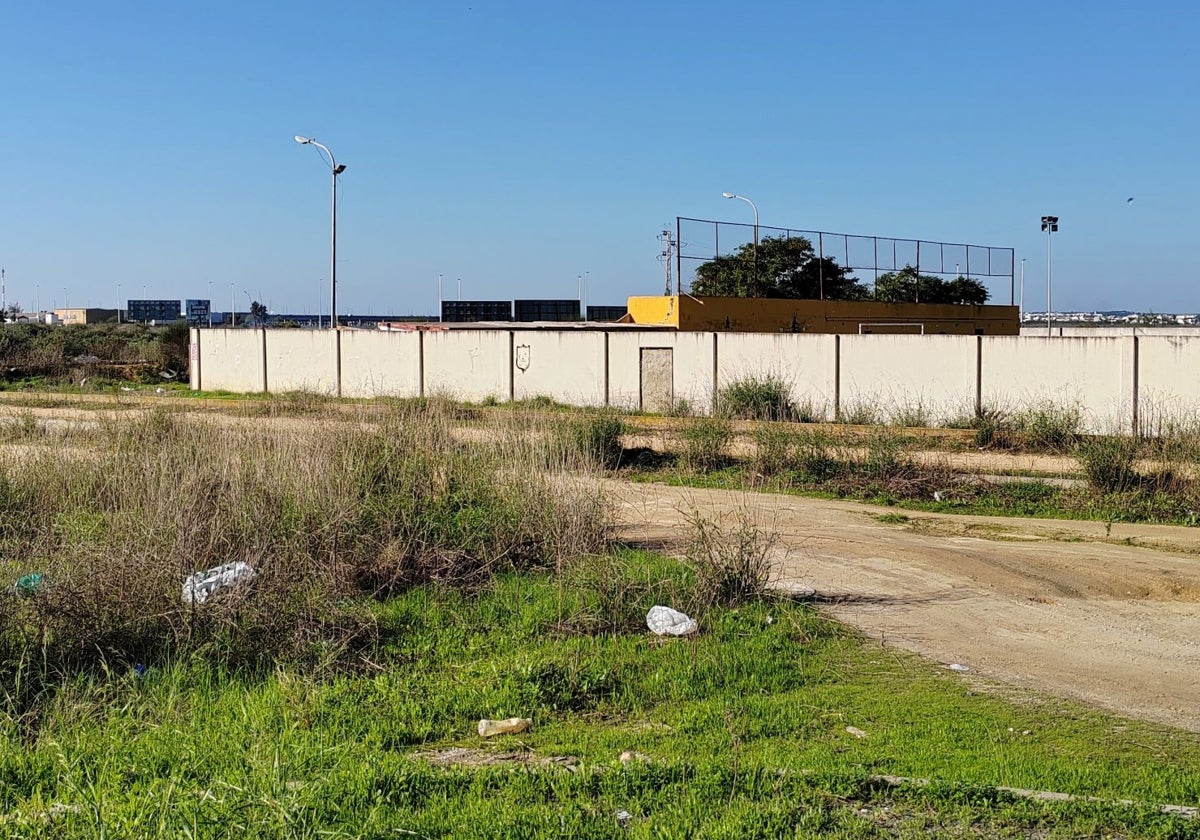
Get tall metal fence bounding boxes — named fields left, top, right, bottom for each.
left=676, top=217, right=1015, bottom=304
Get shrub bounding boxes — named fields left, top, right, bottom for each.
left=1078, top=436, right=1141, bottom=493
left=751, top=425, right=795, bottom=477
left=685, top=507, right=778, bottom=611
left=972, top=406, right=1012, bottom=449
left=680, top=417, right=732, bottom=473
left=1016, top=404, right=1081, bottom=452
left=718, top=375, right=796, bottom=421
left=566, top=410, right=625, bottom=470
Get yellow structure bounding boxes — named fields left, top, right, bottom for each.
left=53, top=308, right=118, bottom=326
left=625, top=295, right=1018, bottom=335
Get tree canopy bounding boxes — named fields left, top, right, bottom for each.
left=690, top=235, right=870, bottom=301
left=690, top=242, right=991, bottom=305
left=872, top=267, right=990, bottom=305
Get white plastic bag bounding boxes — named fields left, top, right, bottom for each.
left=646, top=605, right=698, bottom=636
left=182, top=561, right=257, bottom=605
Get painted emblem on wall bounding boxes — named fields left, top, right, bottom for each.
left=515, top=344, right=531, bottom=371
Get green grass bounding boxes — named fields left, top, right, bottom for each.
left=0, top=553, right=1196, bottom=838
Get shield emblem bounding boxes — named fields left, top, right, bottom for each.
left=515, top=345, right=531, bottom=371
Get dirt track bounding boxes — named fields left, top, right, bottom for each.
left=613, top=481, right=1200, bottom=732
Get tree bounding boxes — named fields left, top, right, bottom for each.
left=690, top=235, right=870, bottom=300
left=871, top=267, right=990, bottom=305
left=249, top=301, right=269, bottom=326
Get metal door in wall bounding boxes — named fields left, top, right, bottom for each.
left=640, top=347, right=674, bottom=413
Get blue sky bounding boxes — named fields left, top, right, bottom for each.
left=2, top=0, right=1196, bottom=315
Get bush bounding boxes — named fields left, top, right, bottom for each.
left=718, top=375, right=796, bottom=421
left=685, top=508, right=778, bottom=611
left=752, top=425, right=795, bottom=477
left=1016, top=405, right=1081, bottom=452
left=1078, top=436, right=1141, bottom=493
left=566, top=410, right=625, bottom=470
left=680, top=417, right=732, bottom=473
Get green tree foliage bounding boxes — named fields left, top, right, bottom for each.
left=871, top=267, right=990, bottom=305
left=250, top=300, right=269, bottom=325
left=690, top=235, right=870, bottom=300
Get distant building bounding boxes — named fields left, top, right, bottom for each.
left=586, top=305, right=628, bottom=322
left=127, top=300, right=182, bottom=323
left=514, top=299, right=581, bottom=322
left=441, top=301, right=513, bottom=322
left=185, top=299, right=211, bottom=326
left=53, top=308, right=118, bottom=325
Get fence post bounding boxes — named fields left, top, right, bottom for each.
left=833, top=334, right=841, bottom=419
left=418, top=330, right=425, bottom=398
left=975, top=335, right=983, bottom=418
left=603, top=332, right=610, bottom=407
left=260, top=328, right=269, bottom=393
left=1131, top=335, right=1140, bottom=436
left=711, top=332, right=719, bottom=415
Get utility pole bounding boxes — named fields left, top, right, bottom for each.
left=1, top=268, right=6, bottom=316
left=657, top=228, right=676, bottom=296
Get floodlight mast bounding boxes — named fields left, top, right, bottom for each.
left=1040, top=215, right=1059, bottom=337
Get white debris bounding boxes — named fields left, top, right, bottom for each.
left=182, top=561, right=257, bottom=605
left=477, top=718, right=532, bottom=737
left=646, top=605, right=698, bottom=636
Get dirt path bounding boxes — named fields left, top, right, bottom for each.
left=612, top=481, right=1200, bottom=732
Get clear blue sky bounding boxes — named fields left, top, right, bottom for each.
left=2, top=0, right=1196, bottom=315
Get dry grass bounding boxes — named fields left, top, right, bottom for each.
left=0, top=402, right=610, bottom=679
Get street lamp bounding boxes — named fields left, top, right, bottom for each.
left=722, top=192, right=760, bottom=297
left=1019, top=258, right=1026, bottom=320
left=295, top=135, right=346, bottom=332
left=1040, top=215, right=1059, bottom=337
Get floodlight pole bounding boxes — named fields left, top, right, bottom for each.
left=1040, top=216, right=1058, bottom=337
left=723, top=192, right=759, bottom=297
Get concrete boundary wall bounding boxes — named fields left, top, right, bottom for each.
left=191, top=329, right=1200, bottom=433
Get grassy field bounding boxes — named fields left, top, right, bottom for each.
left=0, top=400, right=1198, bottom=836
left=1, top=554, right=1198, bottom=838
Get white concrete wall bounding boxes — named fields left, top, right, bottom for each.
left=1135, top=336, right=1200, bottom=431
left=196, top=329, right=265, bottom=393
left=607, top=332, right=715, bottom=412
left=512, top=332, right=606, bottom=405
left=192, top=328, right=1200, bottom=435
left=717, top=334, right=838, bottom=420
left=341, top=331, right=422, bottom=398
left=265, top=330, right=337, bottom=394
left=840, top=335, right=977, bottom=423
left=982, top=336, right=1135, bottom=433
left=423, top=330, right=511, bottom=402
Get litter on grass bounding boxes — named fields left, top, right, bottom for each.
left=182, top=562, right=257, bottom=605
left=646, top=605, right=698, bottom=636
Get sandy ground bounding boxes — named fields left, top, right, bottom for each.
left=612, top=481, right=1200, bottom=732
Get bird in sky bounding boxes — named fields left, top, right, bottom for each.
left=1127, top=197, right=1135, bottom=203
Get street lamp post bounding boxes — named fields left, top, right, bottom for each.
left=722, top=192, right=760, bottom=297
left=294, top=135, right=346, bottom=332
left=1040, top=215, right=1059, bottom=337
left=1019, top=258, right=1026, bottom=320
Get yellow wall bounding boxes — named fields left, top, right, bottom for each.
left=626, top=296, right=1018, bottom=335
left=53, top=308, right=117, bottom=325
